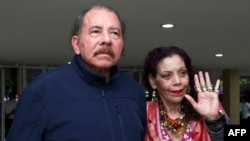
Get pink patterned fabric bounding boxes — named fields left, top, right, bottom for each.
left=145, top=102, right=212, bottom=141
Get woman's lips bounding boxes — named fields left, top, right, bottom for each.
left=172, top=90, right=183, bottom=95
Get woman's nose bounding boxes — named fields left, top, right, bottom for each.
left=173, top=74, right=181, bottom=84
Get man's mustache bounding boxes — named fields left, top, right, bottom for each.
left=94, top=46, right=115, bottom=58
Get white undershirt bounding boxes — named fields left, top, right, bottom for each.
left=5, top=99, right=17, bottom=119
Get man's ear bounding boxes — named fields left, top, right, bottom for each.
left=71, top=35, right=80, bottom=55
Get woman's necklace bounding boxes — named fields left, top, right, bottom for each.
left=159, top=102, right=187, bottom=138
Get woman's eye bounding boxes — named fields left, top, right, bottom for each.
left=160, top=74, right=171, bottom=79
left=179, top=70, right=187, bottom=76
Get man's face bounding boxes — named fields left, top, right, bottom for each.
left=72, top=8, right=124, bottom=71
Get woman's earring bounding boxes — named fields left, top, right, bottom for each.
left=152, top=89, right=157, bottom=102
left=145, top=88, right=149, bottom=98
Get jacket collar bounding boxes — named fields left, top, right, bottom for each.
left=71, top=55, right=119, bottom=85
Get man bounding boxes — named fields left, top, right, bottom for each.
left=6, top=5, right=146, bottom=141
left=241, top=96, right=250, bottom=125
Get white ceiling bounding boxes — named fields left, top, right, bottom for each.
left=1, top=0, right=250, bottom=71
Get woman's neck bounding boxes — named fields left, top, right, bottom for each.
left=160, top=99, right=182, bottom=119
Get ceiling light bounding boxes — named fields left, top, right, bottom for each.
left=161, top=23, right=174, bottom=28
left=215, top=53, right=223, bottom=57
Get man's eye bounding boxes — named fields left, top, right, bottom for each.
left=90, top=30, right=100, bottom=37
left=112, top=30, right=121, bottom=35
left=92, top=30, right=100, bottom=33
left=111, top=31, right=119, bottom=35
left=111, top=31, right=120, bottom=39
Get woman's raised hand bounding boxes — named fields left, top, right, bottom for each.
left=184, top=71, right=221, bottom=120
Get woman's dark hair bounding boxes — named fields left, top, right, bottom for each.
left=143, top=45, right=201, bottom=120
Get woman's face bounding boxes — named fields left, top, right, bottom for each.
left=149, top=54, right=190, bottom=104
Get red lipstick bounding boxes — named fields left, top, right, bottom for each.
left=172, top=90, right=182, bottom=95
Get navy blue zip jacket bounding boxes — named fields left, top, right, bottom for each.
left=6, top=55, right=147, bottom=141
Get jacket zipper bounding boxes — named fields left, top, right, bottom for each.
left=101, top=87, right=115, bottom=141
left=115, top=105, right=126, bottom=141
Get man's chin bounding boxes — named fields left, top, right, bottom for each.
left=97, top=63, right=115, bottom=69
left=93, top=60, right=115, bottom=68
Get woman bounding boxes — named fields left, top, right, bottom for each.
left=143, top=46, right=230, bottom=141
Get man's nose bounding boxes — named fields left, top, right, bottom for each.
left=100, top=31, right=111, bottom=44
